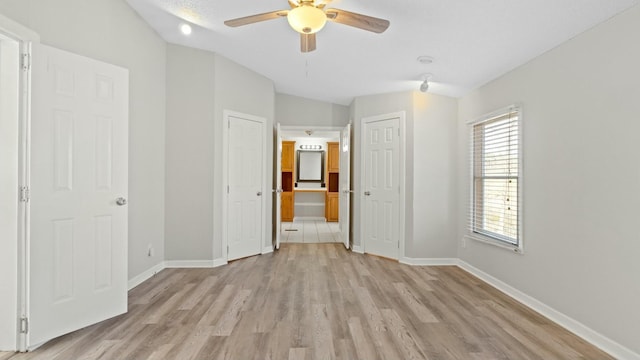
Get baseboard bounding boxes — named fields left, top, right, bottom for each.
left=165, top=260, right=216, bottom=268
left=351, top=245, right=363, bottom=254
left=399, top=257, right=458, bottom=266
left=457, top=260, right=640, bottom=360
left=128, top=262, right=165, bottom=291
left=212, top=258, right=227, bottom=267
left=262, top=246, right=274, bottom=254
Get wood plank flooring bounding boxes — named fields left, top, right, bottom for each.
left=3, top=243, right=611, bottom=359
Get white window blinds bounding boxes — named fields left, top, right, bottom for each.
left=470, top=106, right=522, bottom=248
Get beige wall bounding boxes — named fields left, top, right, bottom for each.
left=457, top=5, right=640, bottom=355
left=0, top=0, right=167, bottom=285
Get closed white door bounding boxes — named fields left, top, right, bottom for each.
left=339, top=123, right=351, bottom=249
left=29, top=43, right=128, bottom=348
left=275, top=123, right=282, bottom=250
left=227, top=113, right=264, bottom=261
left=363, top=117, right=400, bottom=259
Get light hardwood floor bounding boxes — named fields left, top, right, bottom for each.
left=3, top=243, right=611, bottom=359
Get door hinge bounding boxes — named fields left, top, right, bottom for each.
left=227, top=185, right=229, bottom=194
left=19, top=186, right=29, bottom=202
left=21, top=53, right=30, bottom=71
left=227, top=245, right=229, bottom=254
left=20, top=317, right=29, bottom=334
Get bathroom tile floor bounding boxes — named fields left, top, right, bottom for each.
left=280, top=219, right=341, bottom=243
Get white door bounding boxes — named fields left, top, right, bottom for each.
left=29, top=43, right=128, bottom=348
left=275, top=123, right=282, bottom=250
left=339, top=124, right=351, bottom=249
left=227, top=113, right=264, bottom=261
left=363, top=116, right=400, bottom=259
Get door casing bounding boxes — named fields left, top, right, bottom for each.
left=0, top=14, right=39, bottom=352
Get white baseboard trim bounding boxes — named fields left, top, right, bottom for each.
left=262, top=246, right=274, bottom=254
left=351, top=245, right=364, bottom=254
left=165, top=260, right=216, bottom=268
left=457, top=260, right=640, bottom=360
left=212, top=258, right=227, bottom=267
left=399, top=257, right=458, bottom=266
left=128, top=262, right=165, bottom=291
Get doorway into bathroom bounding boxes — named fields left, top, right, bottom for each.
left=276, top=125, right=351, bottom=248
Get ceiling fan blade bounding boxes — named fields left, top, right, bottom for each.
left=224, top=10, right=288, bottom=27
left=300, top=33, right=316, bottom=52
left=325, top=8, right=390, bottom=33
left=316, top=0, right=332, bottom=9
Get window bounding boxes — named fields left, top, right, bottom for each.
left=469, top=105, right=522, bottom=251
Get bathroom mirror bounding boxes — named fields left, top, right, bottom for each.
left=296, top=150, right=324, bottom=183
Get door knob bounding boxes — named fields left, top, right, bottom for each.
left=364, top=191, right=371, bottom=196
left=116, top=197, right=127, bottom=206
left=257, top=191, right=262, bottom=196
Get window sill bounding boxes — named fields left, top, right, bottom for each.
left=465, top=234, right=524, bottom=255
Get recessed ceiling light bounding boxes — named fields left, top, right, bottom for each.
left=417, top=56, right=433, bottom=64
left=180, top=24, right=192, bottom=35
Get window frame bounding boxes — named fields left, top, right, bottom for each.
left=466, top=105, right=524, bottom=254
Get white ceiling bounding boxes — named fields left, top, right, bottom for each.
left=126, top=0, right=638, bottom=105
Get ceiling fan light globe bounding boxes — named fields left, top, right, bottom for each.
left=287, top=5, right=327, bottom=34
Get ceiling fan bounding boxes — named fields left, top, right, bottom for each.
left=224, top=0, right=390, bottom=52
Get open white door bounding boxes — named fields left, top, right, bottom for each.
left=28, top=43, right=128, bottom=348
left=275, top=123, right=282, bottom=250
left=339, top=124, right=351, bottom=249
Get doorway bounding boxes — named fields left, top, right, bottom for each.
left=276, top=126, right=350, bottom=246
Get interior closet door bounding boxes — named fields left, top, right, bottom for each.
left=226, top=112, right=265, bottom=261
left=362, top=116, right=400, bottom=259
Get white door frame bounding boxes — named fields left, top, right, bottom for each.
left=0, top=14, right=39, bottom=352
left=221, top=110, right=267, bottom=262
left=359, top=111, right=406, bottom=260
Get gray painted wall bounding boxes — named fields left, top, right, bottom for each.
left=412, top=92, right=458, bottom=258
left=457, top=5, right=640, bottom=354
left=165, top=44, right=215, bottom=261
left=0, top=0, right=167, bottom=281
left=350, top=92, right=414, bottom=252
left=165, top=47, right=275, bottom=262
left=350, top=91, right=458, bottom=259
left=276, top=93, right=349, bottom=127
left=213, top=54, right=275, bottom=259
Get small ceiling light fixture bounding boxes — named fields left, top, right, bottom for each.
left=304, top=130, right=314, bottom=136
left=419, top=73, right=433, bottom=93
left=180, top=23, right=192, bottom=35
left=287, top=4, right=327, bottom=34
